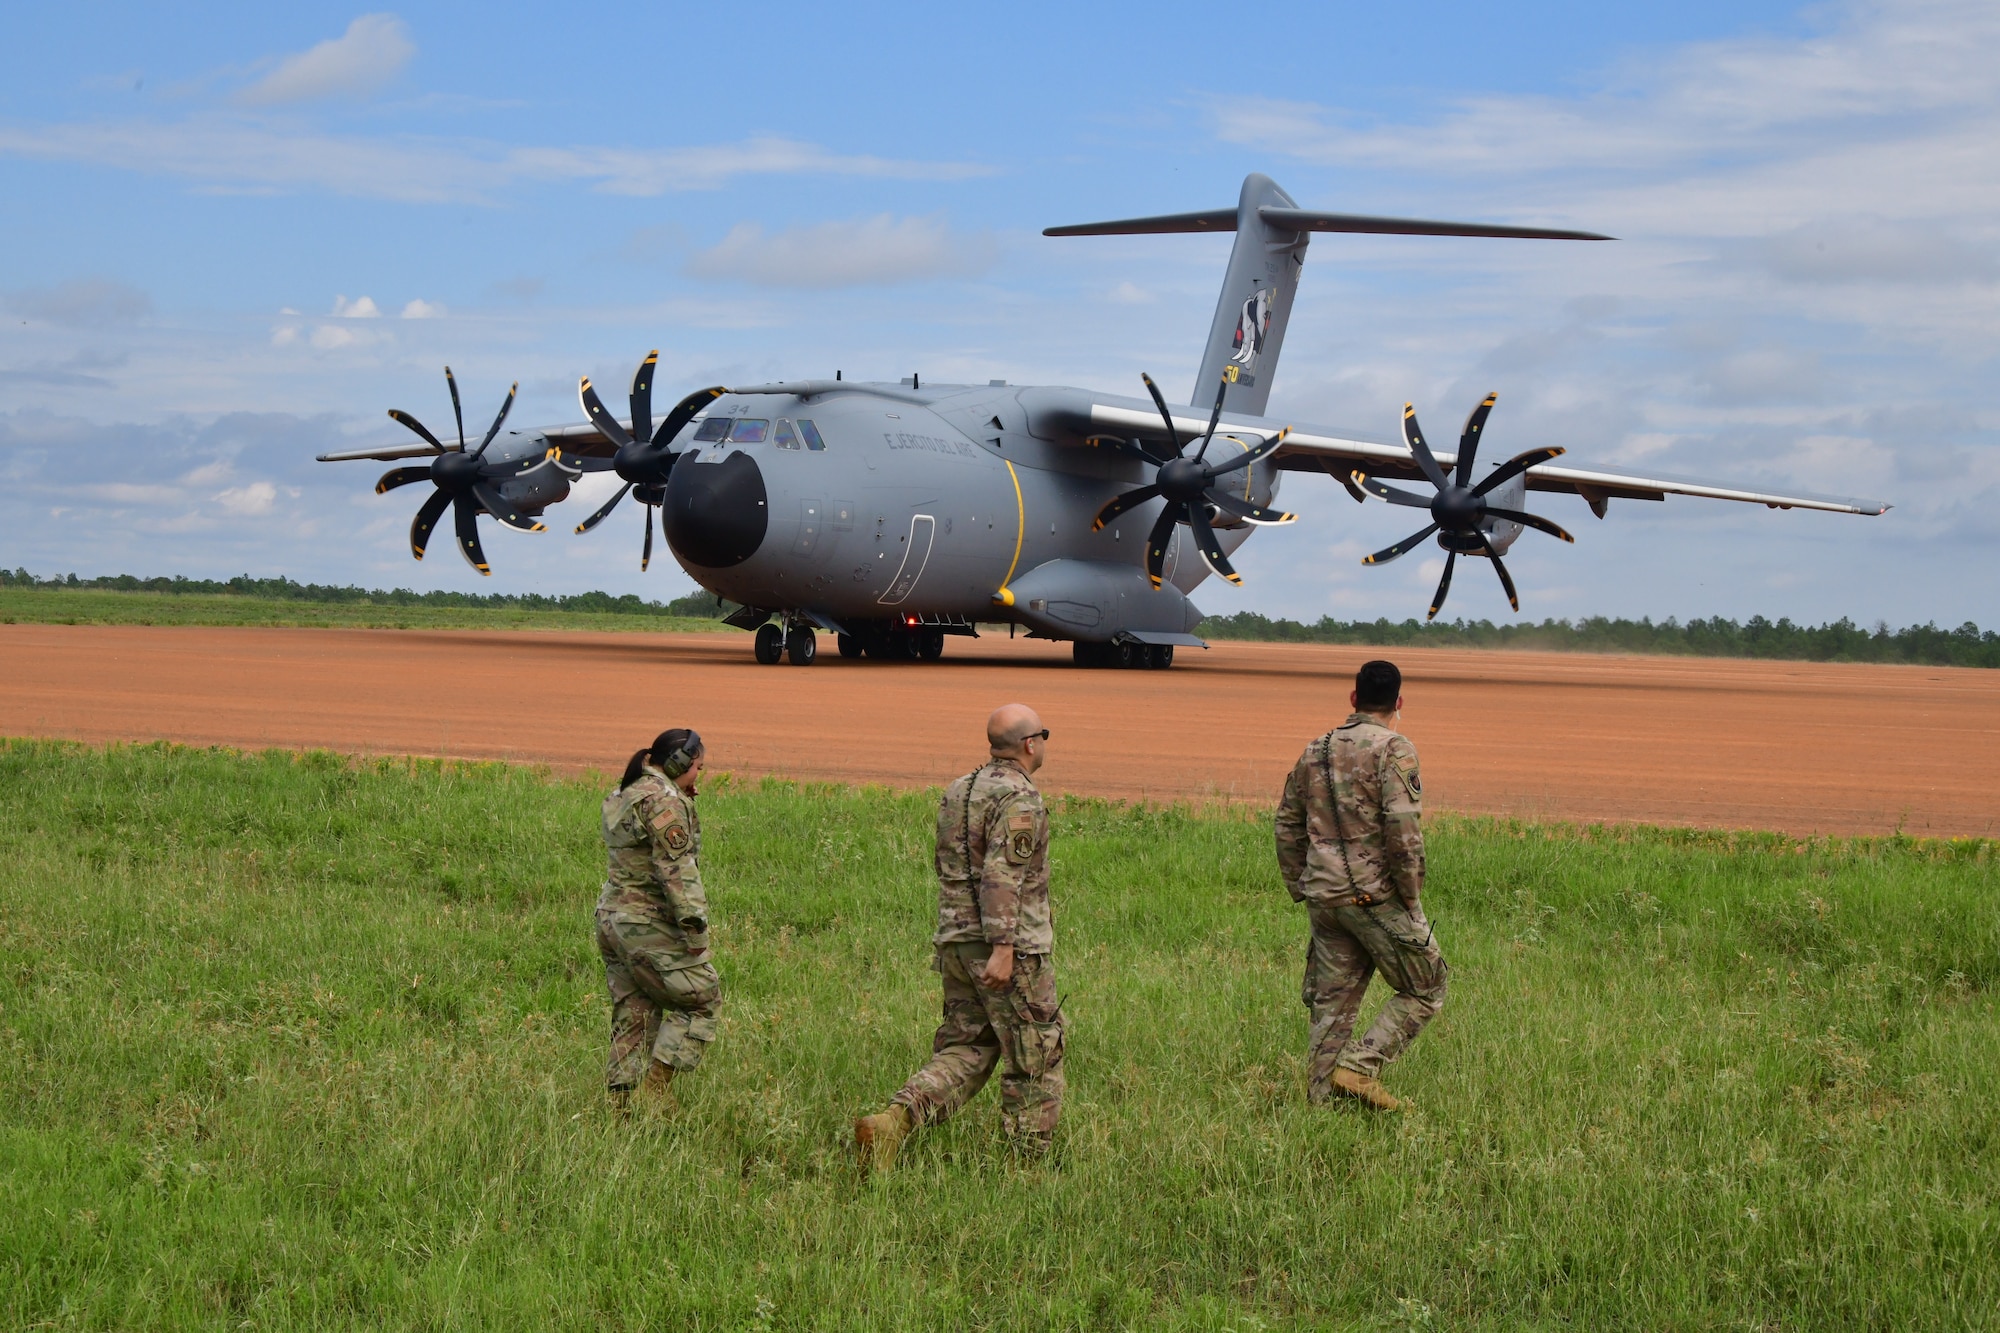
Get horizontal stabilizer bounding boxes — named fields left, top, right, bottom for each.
left=1044, top=207, right=1609, bottom=242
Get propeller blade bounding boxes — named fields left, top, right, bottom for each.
left=1456, top=392, right=1496, bottom=480
left=1092, top=483, right=1162, bottom=532
left=375, top=466, right=433, bottom=494
left=1318, top=458, right=1368, bottom=503
left=473, top=382, right=517, bottom=459
left=1143, top=504, right=1180, bottom=589
left=1427, top=549, right=1457, bottom=621
left=1362, top=523, right=1440, bottom=565
left=575, top=480, right=634, bottom=534
left=1402, top=404, right=1451, bottom=491
left=1476, top=532, right=1521, bottom=611
left=1205, top=490, right=1296, bottom=525
left=444, top=366, right=466, bottom=451
left=1341, top=473, right=1368, bottom=503
left=641, top=502, right=655, bottom=571
left=471, top=482, right=545, bottom=533
left=1472, top=446, right=1566, bottom=497
left=509, top=446, right=582, bottom=480
left=1484, top=507, right=1576, bottom=543
left=1192, top=372, right=1228, bottom=462
left=653, top=385, right=728, bottom=451
left=578, top=377, right=635, bottom=450
left=409, top=486, right=451, bottom=561
left=630, top=350, right=658, bottom=447
left=387, top=409, right=447, bottom=452
left=1187, top=504, right=1243, bottom=586
left=453, top=496, right=491, bottom=575
left=1140, top=372, right=1181, bottom=456
left=1203, top=427, right=1289, bottom=477
left=1354, top=473, right=1436, bottom=509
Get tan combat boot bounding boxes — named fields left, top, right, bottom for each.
left=1331, top=1067, right=1405, bottom=1111
left=854, top=1104, right=915, bottom=1174
left=640, top=1061, right=676, bottom=1113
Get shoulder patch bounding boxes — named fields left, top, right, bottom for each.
left=1007, top=812, right=1035, bottom=831
left=659, top=820, right=692, bottom=855
left=1394, top=756, right=1422, bottom=800
left=1006, top=828, right=1036, bottom=863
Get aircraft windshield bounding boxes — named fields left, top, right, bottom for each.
left=773, top=420, right=801, bottom=450
left=798, top=420, right=827, bottom=451
left=691, top=417, right=730, bottom=443
left=730, top=419, right=769, bottom=444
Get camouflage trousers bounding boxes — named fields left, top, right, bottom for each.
left=1303, top=900, right=1448, bottom=1094
left=892, top=943, right=1065, bottom=1145
left=596, top=901, right=721, bottom=1089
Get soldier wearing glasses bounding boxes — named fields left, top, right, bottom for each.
left=855, top=703, right=1065, bottom=1170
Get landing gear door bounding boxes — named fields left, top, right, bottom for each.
left=877, top=514, right=936, bottom=606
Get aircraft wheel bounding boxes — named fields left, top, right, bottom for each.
left=837, top=633, right=863, bottom=659
left=1111, top=640, right=1139, bottom=669
left=786, top=627, right=817, bottom=666
left=753, top=622, right=784, bottom=665
left=917, top=629, right=945, bottom=661
left=1146, top=644, right=1174, bottom=670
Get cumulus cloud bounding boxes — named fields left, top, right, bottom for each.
left=238, top=14, right=414, bottom=107
left=4, top=278, right=151, bottom=326
left=213, top=480, right=279, bottom=514
left=0, top=121, right=992, bottom=205
left=330, top=295, right=380, bottom=318
left=399, top=298, right=443, bottom=318
left=684, top=214, right=997, bottom=289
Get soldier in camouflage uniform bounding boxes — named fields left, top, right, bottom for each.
left=855, top=703, right=1064, bottom=1170
left=596, top=727, right=717, bottom=1114
left=1275, top=660, right=1447, bottom=1111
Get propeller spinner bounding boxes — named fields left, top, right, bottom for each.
left=1091, top=372, right=1295, bottom=588
left=375, top=367, right=555, bottom=575
left=574, top=350, right=726, bottom=571
left=1352, top=393, right=1574, bottom=620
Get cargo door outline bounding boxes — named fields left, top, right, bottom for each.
left=877, top=514, right=936, bottom=605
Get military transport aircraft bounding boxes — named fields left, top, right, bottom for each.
left=317, top=173, right=1888, bottom=669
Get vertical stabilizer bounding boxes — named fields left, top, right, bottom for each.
left=1194, top=174, right=1306, bottom=415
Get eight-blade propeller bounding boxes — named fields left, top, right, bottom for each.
left=375, top=367, right=550, bottom=575
left=1351, top=393, right=1574, bottom=620
left=1091, top=372, right=1294, bottom=588
left=574, top=350, right=726, bottom=571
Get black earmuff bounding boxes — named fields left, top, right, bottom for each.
left=659, top=730, right=703, bottom=779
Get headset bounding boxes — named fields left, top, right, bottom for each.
left=658, top=729, right=704, bottom=779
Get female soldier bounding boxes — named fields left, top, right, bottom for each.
left=596, top=727, right=718, bottom=1114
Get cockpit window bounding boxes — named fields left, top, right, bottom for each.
left=798, top=419, right=827, bottom=451
left=773, top=419, right=801, bottom=450
left=729, top=418, right=769, bottom=444
left=691, top=417, right=730, bottom=443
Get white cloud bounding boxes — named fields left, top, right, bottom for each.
left=310, top=325, right=358, bottom=349
left=331, top=295, right=380, bottom=318
left=684, top=214, right=996, bottom=289
left=271, top=325, right=299, bottom=346
left=1106, top=281, right=1153, bottom=305
left=0, top=121, right=993, bottom=205
left=400, top=298, right=443, bottom=318
left=214, top=481, right=278, bottom=514
left=238, top=14, right=414, bottom=107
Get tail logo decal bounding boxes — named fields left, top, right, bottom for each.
left=1229, top=287, right=1274, bottom=374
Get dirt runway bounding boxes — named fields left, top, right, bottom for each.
left=2, top=623, right=1994, bottom=838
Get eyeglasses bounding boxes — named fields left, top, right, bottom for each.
left=1027, top=729, right=1051, bottom=742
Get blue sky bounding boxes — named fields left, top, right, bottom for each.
left=3, top=0, right=1995, bottom=627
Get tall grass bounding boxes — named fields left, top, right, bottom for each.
left=0, top=587, right=728, bottom=633
left=2, top=740, right=1994, bottom=1329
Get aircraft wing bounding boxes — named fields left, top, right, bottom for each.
left=315, top=420, right=618, bottom=464
left=1064, top=394, right=1890, bottom=517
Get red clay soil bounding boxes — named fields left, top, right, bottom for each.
left=2, top=624, right=1994, bottom=838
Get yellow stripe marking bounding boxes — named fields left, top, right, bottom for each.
left=997, top=458, right=1025, bottom=597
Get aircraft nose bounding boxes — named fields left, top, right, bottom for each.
left=663, top=450, right=768, bottom=568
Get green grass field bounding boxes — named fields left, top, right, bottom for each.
left=3, top=740, right=1995, bottom=1330
left=0, top=587, right=730, bottom=634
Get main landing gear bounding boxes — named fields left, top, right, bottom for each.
left=751, top=619, right=943, bottom=665
left=753, top=622, right=817, bottom=666
left=1073, top=640, right=1174, bottom=670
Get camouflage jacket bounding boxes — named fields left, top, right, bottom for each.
left=600, top=766, right=710, bottom=953
left=1274, top=713, right=1424, bottom=907
left=933, top=757, right=1053, bottom=953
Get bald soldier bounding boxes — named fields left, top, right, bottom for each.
left=1275, top=660, right=1448, bottom=1110
left=855, top=703, right=1065, bottom=1169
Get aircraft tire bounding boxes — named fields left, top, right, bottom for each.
left=837, top=634, right=863, bottom=659
left=786, top=627, right=817, bottom=666
left=917, top=629, right=945, bottom=661
left=753, top=622, right=784, bottom=665
left=1111, top=640, right=1139, bottom=670
left=1146, top=644, right=1174, bottom=670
